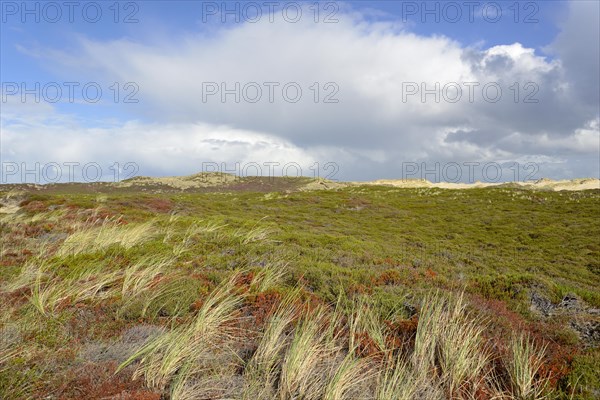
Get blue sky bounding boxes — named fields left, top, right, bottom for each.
left=1, top=1, right=599, bottom=182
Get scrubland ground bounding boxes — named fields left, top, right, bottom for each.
left=0, top=178, right=599, bottom=399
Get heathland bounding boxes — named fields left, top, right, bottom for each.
left=0, top=174, right=599, bottom=399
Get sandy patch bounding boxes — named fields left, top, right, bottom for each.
left=0, top=203, right=20, bottom=214
left=0, top=190, right=25, bottom=214
left=345, top=178, right=600, bottom=191
left=299, top=178, right=351, bottom=191
left=118, top=172, right=237, bottom=190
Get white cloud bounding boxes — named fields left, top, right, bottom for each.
left=1, top=108, right=324, bottom=179
left=2, top=2, right=599, bottom=181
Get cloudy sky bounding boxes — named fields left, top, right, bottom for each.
left=1, top=0, right=599, bottom=183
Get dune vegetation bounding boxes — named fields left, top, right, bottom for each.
left=0, top=178, right=599, bottom=399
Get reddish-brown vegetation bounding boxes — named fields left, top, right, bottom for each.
left=377, top=269, right=402, bottom=285
left=49, top=362, right=161, bottom=400
left=246, top=289, right=283, bottom=326
left=142, top=198, right=173, bottom=213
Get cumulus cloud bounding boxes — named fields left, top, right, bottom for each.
left=2, top=1, right=599, bottom=181
left=1, top=100, right=333, bottom=182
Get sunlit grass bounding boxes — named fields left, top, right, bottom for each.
left=119, top=274, right=243, bottom=389
left=507, top=334, right=551, bottom=400
left=0, top=186, right=597, bottom=399
left=58, top=219, right=156, bottom=256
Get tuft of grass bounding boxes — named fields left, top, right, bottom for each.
left=323, top=352, right=370, bottom=400
left=348, top=296, right=389, bottom=356
left=437, top=294, right=489, bottom=395
left=244, top=293, right=299, bottom=397
left=376, top=356, right=418, bottom=400
left=26, top=259, right=122, bottom=315
left=58, top=219, right=156, bottom=256
left=412, top=292, right=490, bottom=396
left=29, top=270, right=60, bottom=316
left=506, top=333, right=551, bottom=400
left=121, top=256, right=171, bottom=299
left=118, top=274, right=243, bottom=390
left=234, top=218, right=273, bottom=245
left=279, top=306, right=332, bottom=400
left=250, top=262, right=287, bottom=293
left=168, top=221, right=227, bottom=256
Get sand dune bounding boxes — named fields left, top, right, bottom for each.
left=350, top=177, right=600, bottom=191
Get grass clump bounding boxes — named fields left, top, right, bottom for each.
left=119, top=274, right=243, bottom=390
left=414, top=293, right=489, bottom=396
left=279, top=307, right=332, bottom=399
left=58, top=219, right=156, bottom=256
left=506, top=334, right=551, bottom=400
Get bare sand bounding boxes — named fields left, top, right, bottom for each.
left=310, top=177, right=600, bottom=191
left=120, top=174, right=600, bottom=192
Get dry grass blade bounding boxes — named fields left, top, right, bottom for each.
left=437, top=293, right=489, bottom=395
left=121, top=256, right=171, bottom=298
left=376, top=356, right=418, bottom=400
left=118, top=273, right=243, bottom=390
left=245, top=293, right=299, bottom=394
left=349, top=296, right=388, bottom=355
left=279, top=306, right=330, bottom=400
left=507, top=333, right=551, bottom=400
left=323, top=352, right=370, bottom=400
left=250, top=262, right=287, bottom=293
left=58, top=219, right=156, bottom=256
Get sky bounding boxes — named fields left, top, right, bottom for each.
left=1, top=0, right=599, bottom=183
